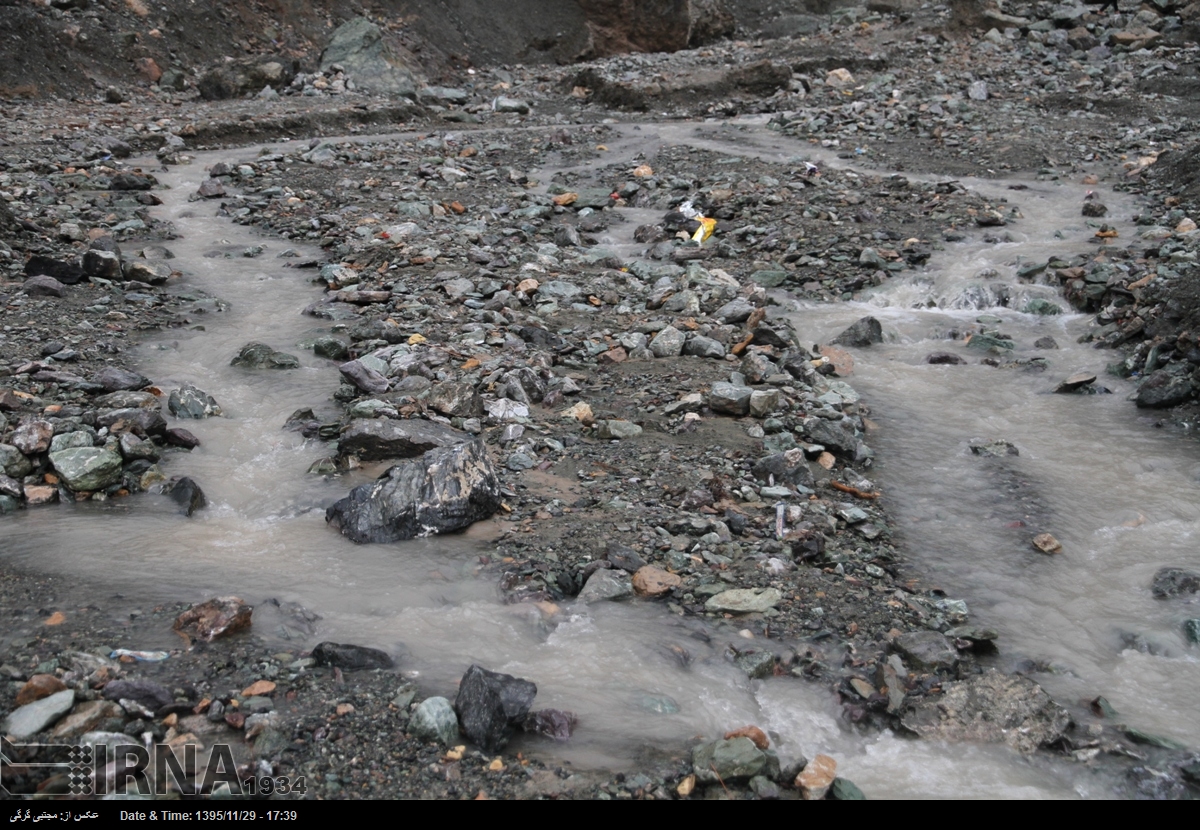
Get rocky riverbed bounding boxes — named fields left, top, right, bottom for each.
left=4, top=0, right=1200, bottom=801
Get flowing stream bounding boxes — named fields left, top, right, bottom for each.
left=5, top=119, right=1195, bottom=799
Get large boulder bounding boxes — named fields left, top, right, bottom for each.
left=454, top=664, right=537, bottom=754
left=901, top=670, right=1070, bottom=754
left=338, top=418, right=467, bottom=461
left=320, top=17, right=417, bottom=96
left=197, top=57, right=297, bottom=101
left=830, top=316, right=884, bottom=347
left=1136, top=370, right=1193, bottom=409
left=48, top=447, right=123, bottom=492
left=580, top=0, right=734, bottom=53
left=326, top=439, right=501, bottom=543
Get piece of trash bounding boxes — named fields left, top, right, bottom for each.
left=692, top=216, right=716, bottom=244
left=110, top=649, right=169, bottom=662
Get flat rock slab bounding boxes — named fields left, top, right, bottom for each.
left=338, top=418, right=467, bottom=461
left=892, top=630, right=958, bottom=671
left=705, top=587, right=782, bottom=614
left=3, top=689, right=76, bottom=739
left=830, top=316, right=883, bottom=347
left=901, top=669, right=1070, bottom=754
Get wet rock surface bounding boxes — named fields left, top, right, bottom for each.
left=3, top=0, right=1200, bottom=802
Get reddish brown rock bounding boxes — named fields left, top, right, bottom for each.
left=796, top=754, right=838, bottom=800
left=16, top=674, right=67, bottom=706
left=724, top=725, right=769, bottom=750
left=173, top=596, right=253, bottom=643
left=631, top=565, right=681, bottom=597
left=136, top=57, right=163, bottom=83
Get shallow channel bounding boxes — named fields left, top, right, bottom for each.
left=6, top=122, right=1187, bottom=798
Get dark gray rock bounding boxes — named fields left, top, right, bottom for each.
left=1151, top=567, right=1200, bottom=599
left=109, top=173, right=155, bottom=191
left=892, top=630, right=958, bottom=671
left=326, top=439, right=501, bottom=543
left=313, top=335, right=350, bottom=360
left=164, top=428, right=201, bottom=449
left=102, top=679, right=173, bottom=713
left=338, top=418, right=467, bottom=461
left=1136, top=370, right=1193, bottom=409
left=118, top=433, right=160, bottom=462
left=649, top=326, right=686, bottom=357
left=504, top=367, right=547, bottom=404
left=168, top=384, right=221, bottom=419
left=804, top=418, right=858, bottom=457
left=454, top=664, right=537, bottom=754
left=605, top=541, right=645, bottom=572
left=752, top=449, right=815, bottom=489
left=709, top=381, right=751, bottom=415
left=23, top=256, right=85, bottom=285
left=339, top=358, right=390, bottom=394
left=684, top=335, right=726, bottom=359
left=122, top=261, right=170, bottom=285
left=22, top=275, right=65, bottom=298
left=311, top=641, right=393, bottom=671
left=427, top=382, right=483, bottom=418
left=577, top=569, right=633, bottom=602
left=831, top=316, right=883, bottom=347
left=197, top=57, right=296, bottom=101
left=94, top=367, right=151, bottom=392
left=522, top=709, right=577, bottom=740
left=969, top=439, right=1018, bottom=457
left=231, top=343, right=300, bottom=370
left=96, top=407, right=167, bottom=436
left=926, top=352, right=966, bottom=365
left=82, top=249, right=122, bottom=279
left=168, top=477, right=206, bottom=517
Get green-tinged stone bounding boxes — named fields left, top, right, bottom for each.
left=409, top=696, right=459, bottom=746
left=49, top=447, right=123, bottom=492
left=693, top=737, right=767, bottom=784
left=1025, top=298, right=1062, bottom=315
left=750, top=270, right=789, bottom=288
left=1122, top=726, right=1187, bottom=750
left=638, top=694, right=679, bottom=715
left=831, top=777, right=867, bottom=800
left=967, top=333, right=1015, bottom=352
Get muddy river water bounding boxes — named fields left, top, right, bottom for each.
left=4, top=118, right=1197, bottom=799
